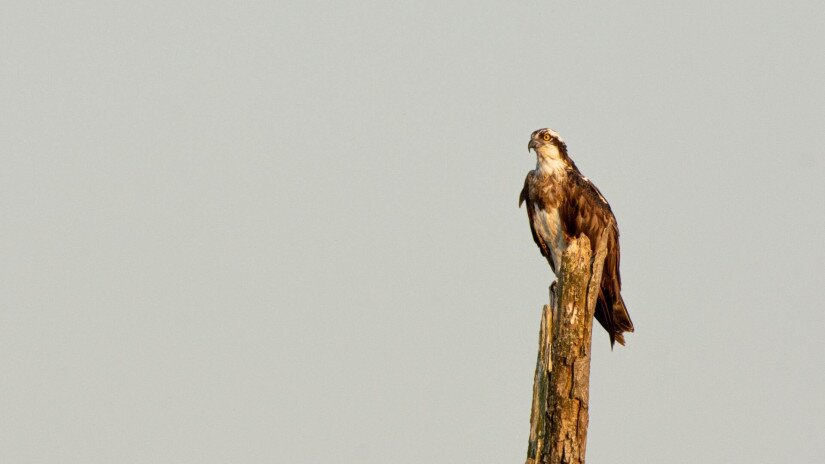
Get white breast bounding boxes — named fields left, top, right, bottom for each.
left=533, top=205, right=567, bottom=275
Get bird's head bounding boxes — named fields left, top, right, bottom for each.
left=528, top=128, right=572, bottom=173
left=528, top=128, right=568, bottom=156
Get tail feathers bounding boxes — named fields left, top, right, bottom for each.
left=613, top=294, right=635, bottom=333
left=594, top=292, right=634, bottom=348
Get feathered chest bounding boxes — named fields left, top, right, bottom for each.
left=532, top=204, right=567, bottom=271
left=527, top=172, right=569, bottom=272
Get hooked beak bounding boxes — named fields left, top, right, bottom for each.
left=528, top=139, right=539, bottom=152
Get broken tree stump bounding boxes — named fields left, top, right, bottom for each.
left=526, top=231, right=608, bottom=464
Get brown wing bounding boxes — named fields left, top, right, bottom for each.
left=559, top=170, right=634, bottom=346
left=520, top=174, right=556, bottom=274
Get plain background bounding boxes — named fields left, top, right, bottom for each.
left=2, top=1, right=824, bottom=463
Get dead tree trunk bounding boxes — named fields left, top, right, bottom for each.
left=526, top=231, right=608, bottom=464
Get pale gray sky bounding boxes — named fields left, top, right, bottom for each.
left=2, top=1, right=824, bottom=463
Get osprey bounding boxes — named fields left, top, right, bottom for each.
left=520, top=128, right=634, bottom=346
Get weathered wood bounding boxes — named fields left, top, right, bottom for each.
left=526, top=231, right=608, bottom=464
left=526, top=301, right=552, bottom=464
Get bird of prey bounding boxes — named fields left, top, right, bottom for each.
left=519, top=128, right=634, bottom=346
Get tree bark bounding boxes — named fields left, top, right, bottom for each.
left=526, top=231, right=608, bottom=464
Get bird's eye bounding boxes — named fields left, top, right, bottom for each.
left=543, top=134, right=551, bottom=141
